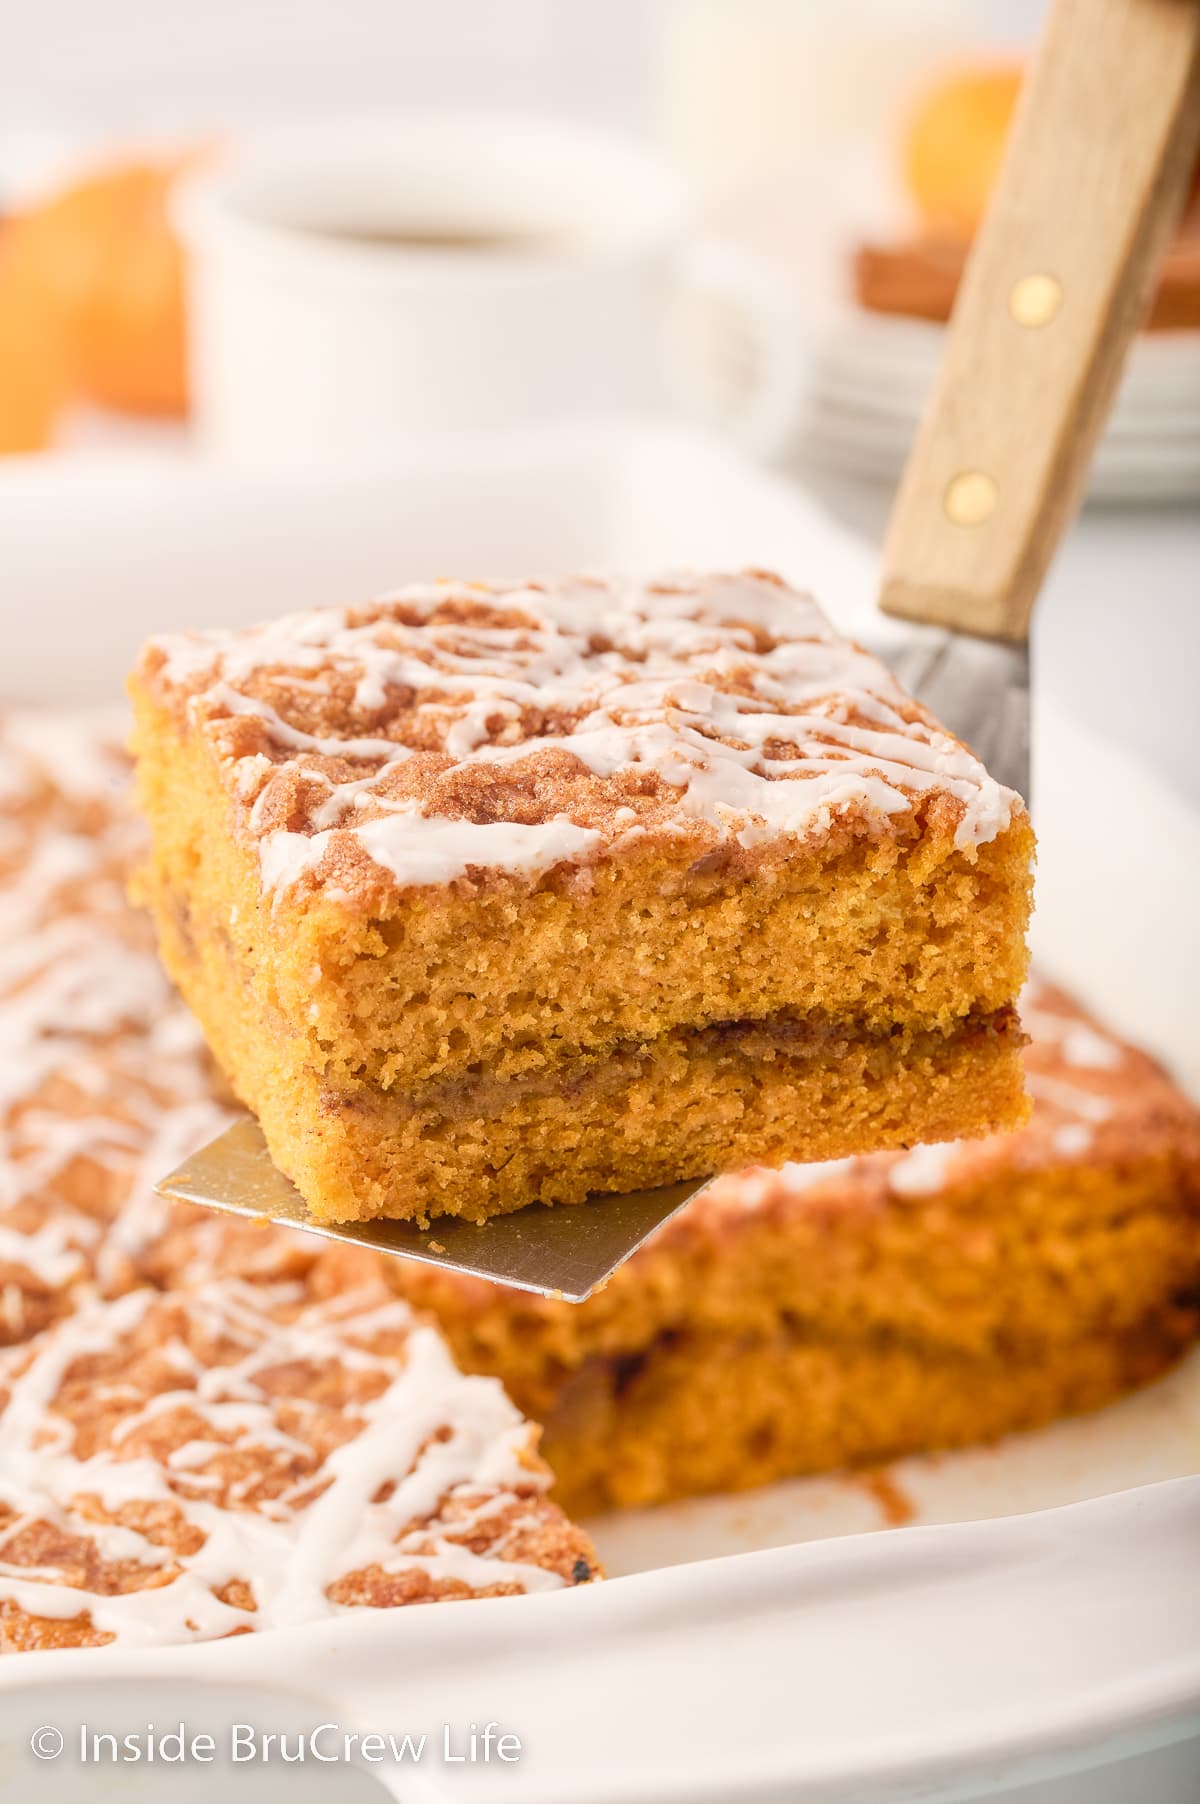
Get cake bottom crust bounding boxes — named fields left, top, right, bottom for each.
left=277, top=1010, right=1024, bottom=1225
left=537, top=1311, right=1199, bottom=1517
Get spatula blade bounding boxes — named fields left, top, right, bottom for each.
left=156, top=1116, right=712, bottom=1303
left=860, top=620, right=1031, bottom=804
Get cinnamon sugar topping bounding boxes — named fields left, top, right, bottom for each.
left=1, top=1281, right=574, bottom=1646
left=0, top=711, right=594, bottom=1650
left=138, top=571, right=1022, bottom=901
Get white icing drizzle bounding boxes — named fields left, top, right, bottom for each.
left=1024, top=1073, right=1115, bottom=1124
left=0, top=1282, right=564, bottom=1646
left=0, top=716, right=226, bottom=1315
left=773, top=1158, right=858, bottom=1196
left=146, top=572, right=1021, bottom=897
left=886, top=1142, right=960, bottom=1197
left=0, top=706, right=131, bottom=805
left=1053, top=1123, right=1095, bottom=1158
left=1021, top=1003, right=1124, bottom=1073
left=0, top=711, right=574, bottom=1647
left=259, top=811, right=602, bottom=896
left=1060, top=1025, right=1123, bottom=1071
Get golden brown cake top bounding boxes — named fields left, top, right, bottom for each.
left=0, top=1277, right=588, bottom=1649
left=692, top=977, right=1200, bottom=1232
left=135, top=571, right=1023, bottom=906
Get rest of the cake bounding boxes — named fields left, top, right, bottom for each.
left=389, top=979, right=1200, bottom=1514
left=0, top=1277, right=596, bottom=1651
left=128, top=570, right=1034, bottom=1226
left=2, top=708, right=1195, bottom=1563
left=0, top=712, right=598, bottom=1653
left=0, top=709, right=307, bottom=1348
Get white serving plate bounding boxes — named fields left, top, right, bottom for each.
left=1, top=420, right=1197, bottom=1803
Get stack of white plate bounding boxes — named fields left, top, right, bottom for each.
left=801, top=308, right=1200, bottom=501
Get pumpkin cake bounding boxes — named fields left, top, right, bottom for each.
left=128, top=570, right=1034, bottom=1227
left=390, top=980, right=1200, bottom=1515
left=0, top=711, right=598, bottom=1655
left=1, top=708, right=1195, bottom=1576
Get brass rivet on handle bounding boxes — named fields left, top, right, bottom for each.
left=944, top=470, right=998, bottom=526
left=1009, top=272, right=1062, bottom=328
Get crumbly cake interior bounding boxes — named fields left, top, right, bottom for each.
left=391, top=980, right=1200, bottom=1514
left=140, top=838, right=1026, bottom=1223
left=0, top=713, right=597, bottom=1653
left=130, top=571, right=1034, bottom=1223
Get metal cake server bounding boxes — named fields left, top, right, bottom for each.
left=866, top=0, right=1200, bottom=803
left=157, top=0, right=1200, bottom=1301
left=158, top=1117, right=709, bottom=1303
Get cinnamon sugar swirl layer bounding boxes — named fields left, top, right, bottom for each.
left=389, top=979, right=1200, bottom=1513
left=130, top=571, right=1034, bottom=1224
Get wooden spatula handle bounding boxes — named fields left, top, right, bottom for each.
left=880, top=0, right=1200, bottom=643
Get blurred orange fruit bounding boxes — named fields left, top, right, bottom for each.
left=904, top=65, right=1023, bottom=240
left=0, top=223, right=70, bottom=452
left=9, top=151, right=199, bottom=420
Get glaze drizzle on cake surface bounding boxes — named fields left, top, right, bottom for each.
left=0, top=1279, right=589, bottom=1650
left=0, top=710, right=233, bottom=1346
left=138, top=570, right=1020, bottom=906
left=0, top=712, right=597, bottom=1653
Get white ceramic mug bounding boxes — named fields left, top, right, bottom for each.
left=176, top=113, right=799, bottom=459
